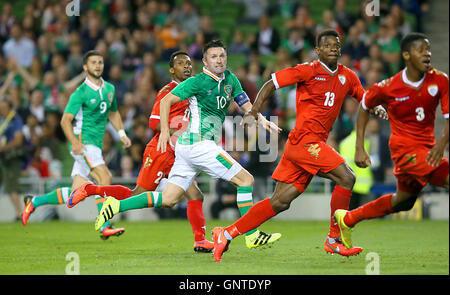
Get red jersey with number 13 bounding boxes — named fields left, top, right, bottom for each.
left=272, top=60, right=365, bottom=144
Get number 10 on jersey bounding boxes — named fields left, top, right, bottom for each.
left=216, top=95, right=227, bottom=109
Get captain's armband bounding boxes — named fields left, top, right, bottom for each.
left=234, top=92, right=250, bottom=107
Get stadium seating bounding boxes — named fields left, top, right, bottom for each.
left=227, top=53, right=248, bottom=71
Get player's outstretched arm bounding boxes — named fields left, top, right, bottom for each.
left=239, top=101, right=281, bottom=134
left=426, top=118, right=449, bottom=167
left=257, top=113, right=282, bottom=134
left=355, top=104, right=372, bottom=168
left=240, top=79, right=278, bottom=129
left=108, top=111, right=131, bottom=149
left=248, top=79, right=277, bottom=118
left=157, top=93, right=181, bottom=153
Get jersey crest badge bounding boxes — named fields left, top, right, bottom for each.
left=107, top=93, right=113, bottom=103
left=427, top=85, right=438, bottom=97
left=224, top=85, right=232, bottom=99
left=338, top=75, right=346, bottom=85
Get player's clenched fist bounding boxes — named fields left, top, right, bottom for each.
left=355, top=147, right=372, bottom=168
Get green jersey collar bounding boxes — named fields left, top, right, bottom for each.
left=84, top=77, right=105, bottom=91
left=203, top=67, right=225, bottom=82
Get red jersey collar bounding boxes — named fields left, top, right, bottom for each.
left=401, top=67, right=426, bottom=89
left=318, top=60, right=339, bottom=76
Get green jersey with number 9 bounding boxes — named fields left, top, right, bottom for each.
left=64, top=77, right=118, bottom=149
left=171, top=67, right=247, bottom=145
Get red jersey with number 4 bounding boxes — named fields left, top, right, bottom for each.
left=362, top=67, right=449, bottom=149
left=148, top=81, right=190, bottom=151
left=272, top=60, right=365, bottom=144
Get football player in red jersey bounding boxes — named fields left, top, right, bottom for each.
left=334, top=32, right=449, bottom=249
left=211, top=29, right=388, bottom=261
left=66, top=52, right=215, bottom=252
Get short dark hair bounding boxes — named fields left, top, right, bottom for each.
left=315, top=29, right=340, bottom=47
left=203, top=39, right=226, bottom=56
left=83, top=50, right=103, bottom=65
left=400, top=32, right=428, bottom=53
left=169, top=51, right=189, bottom=68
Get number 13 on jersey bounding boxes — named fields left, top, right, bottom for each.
left=324, top=92, right=335, bottom=107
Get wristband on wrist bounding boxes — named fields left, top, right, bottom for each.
left=118, top=129, right=127, bottom=138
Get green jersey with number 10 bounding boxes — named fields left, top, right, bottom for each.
left=171, top=67, right=246, bottom=145
left=64, top=77, right=118, bottom=149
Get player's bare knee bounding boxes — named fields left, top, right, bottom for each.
left=186, top=190, right=203, bottom=201
left=243, top=173, right=254, bottom=187
left=163, top=197, right=177, bottom=208
left=165, top=201, right=176, bottom=208
left=186, top=184, right=204, bottom=201
left=348, top=171, right=356, bottom=187
left=93, top=168, right=112, bottom=185
left=105, top=173, right=113, bottom=185
left=270, top=193, right=290, bottom=213
left=238, top=171, right=254, bottom=187
left=161, top=187, right=185, bottom=208
left=232, top=169, right=254, bottom=187
left=270, top=198, right=289, bottom=213
left=100, top=173, right=112, bottom=185
left=338, top=170, right=356, bottom=190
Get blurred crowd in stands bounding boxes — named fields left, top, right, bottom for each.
left=0, top=0, right=435, bottom=212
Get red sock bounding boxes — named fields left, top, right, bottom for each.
left=329, top=185, right=352, bottom=238
left=344, top=193, right=394, bottom=227
left=86, top=184, right=132, bottom=200
left=225, top=198, right=276, bottom=238
left=187, top=200, right=206, bottom=241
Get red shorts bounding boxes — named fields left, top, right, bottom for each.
left=136, top=143, right=175, bottom=191
left=392, top=145, right=449, bottom=194
left=272, top=135, right=345, bottom=193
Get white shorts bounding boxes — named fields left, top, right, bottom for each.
left=168, top=140, right=243, bottom=191
left=70, top=144, right=105, bottom=179
left=155, top=178, right=168, bottom=192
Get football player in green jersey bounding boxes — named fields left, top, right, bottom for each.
left=22, top=50, right=131, bottom=239
left=95, top=40, right=283, bottom=249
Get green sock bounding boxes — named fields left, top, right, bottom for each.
left=32, top=187, right=71, bottom=208
left=237, top=186, right=257, bottom=236
left=119, top=191, right=162, bottom=212
left=95, top=195, right=111, bottom=230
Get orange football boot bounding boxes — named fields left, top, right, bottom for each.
left=67, top=181, right=94, bottom=208
left=324, top=237, right=363, bottom=257
left=100, top=226, right=125, bottom=240
left=193, top=239, right=214, bottom=253
left=212, top=227, right=231, bottom=262
left=22, top=195, right=35, bottom=226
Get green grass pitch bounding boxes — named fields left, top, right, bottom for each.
left=0, top=219, right=448, bottom=275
